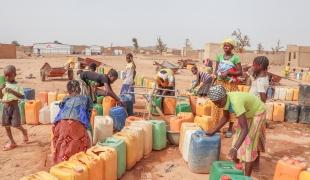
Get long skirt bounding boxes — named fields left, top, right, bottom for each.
left=52, top=120, right=90, bottom=164
left=232, top=112, right=266, bottom=162
left=211, top=80, right=238, bottom=124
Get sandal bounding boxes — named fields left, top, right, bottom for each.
left=3, top=143, right=17, bottom=151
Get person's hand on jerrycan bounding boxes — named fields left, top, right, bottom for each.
left=205, top=130, right=215, bottom=136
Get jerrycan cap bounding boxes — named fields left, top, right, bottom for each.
left=221, top=175, right=231, bottom=180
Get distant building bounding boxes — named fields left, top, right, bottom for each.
left=72, top=45, right=88, bottom=54
left=85, top=48, right=91, bottom=56
left=33, top=43, right=73, bottom=55
left=90, top=45, right=102, bottom=55
left=0, top=44, right=16, bottom=59
left=285, top=45, right=310, bottom=68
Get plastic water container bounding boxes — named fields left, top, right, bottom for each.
left=125, top=116, right=142, bottom=126
left=170, top=115, right=194, bottom=132
left=299, top=106, right=310, bottom=124
left=151, top=97, right=162, bottom=115
left=188, top=130, right=221, bottom=173
left=284, top=104, right=300, bottom=123
left=265, top=102, right=274, bottom=121
left=221, top=174, right=252, bottom=180
left=23, top=88, right=35, bottom=100
left=113, top=132, right=138, bottom=170
left=243, top=86, right=250, bottom=92
left=163, top=97, right=177, bottom=115
left=25, top=100, right=42, bottom=125
left=97, top=137, right=126, bottom=179
left=176, top=102, right=192, bottom=115
left=131, top=120, right=153, bottom=156
left=299, top=171, right=310, bottom=180
left=279, top=87, right=287, bottom=101
left=90, top=109, right=97, bottom=130
left=50, top=101, right=61, bottom=123
left=121, top=126, right=144, bottom=161
left=50, top=160, right=89, bottom=180
left=179, top=123, right=201, bottom=155
left=110, top=106, right=127, bottom=131
left=86, top=146, right=117, bottom=180
left=93, top=116, right=113, bottom=144
left=48, top=92, right=57, bottom=105
left=194, top=115, right=214, bottom=131
left=209, top=161, right=244, bottom=180
left=20, top=171, right=58, bottom=180
left=149, top=120, right=167, bottom=150
left=38, top=92, right=48, bottom=105
left=299, top=85, right=310, bottom=106
left=102, top=96, right=116, bottom=116
left=96, top=96, right=104, bottom=104
left=196, top=101, right=212, bottom=116
left=18, top=100, right=26, bottom=124
left=273, top=102, right=285, bottom=122
left=57, top=93, right=67, bottom=101
left=292, top=88, right=299, bottom=101
left=273, top=158, right=307, bottom=180
left=0, top=75, right=5, bottom=85
left=120, top=94, right=134, bottom=116
left=69, top=152, right=103, bottom=180
left=93, top=103, right=103, bottom=116
left=39, top=104, right=50, bottom=124
left=189, top=96, right=198, bottom=115
left=274, top=87, right=280, bottom=100
left=285, top=88, right=294, bottom=101
left=182, top=130, right=197, bottom=162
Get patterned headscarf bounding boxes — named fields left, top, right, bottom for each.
left=67, top=80, right=81, bottom=94
left=207, top=85, right=226, bottom=102
left=222, top=38, right=236, bottom=48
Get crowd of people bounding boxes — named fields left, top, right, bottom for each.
left=1, top=38, right=274, bottom=177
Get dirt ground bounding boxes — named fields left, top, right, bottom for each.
left=0, top=55, right=309, bottom=180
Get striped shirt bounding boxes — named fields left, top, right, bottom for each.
left=198, top=71, right=212, bottom=83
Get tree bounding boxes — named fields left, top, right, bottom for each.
left=132, top=38, right=139, bottom=54
left=11, top=40, right=20, bottom=46
left=257, top=43, right=264, bottom=54
left=54, top=40, right=61, bottom=44
left=271, top=40, right=284, bottom=54
left=231, top=29, right=250, bottom=53
left=156, top=37, right=167, bottom=55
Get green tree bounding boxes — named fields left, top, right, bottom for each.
left=132, top=38, right=139, bottom=54
left=11, top=40, right=20, bottom=46
left=156, top=37, right=167, bottom=55
left=232, top=29, right=250, bottom=53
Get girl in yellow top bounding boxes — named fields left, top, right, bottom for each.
left=206, top=85, right=266, bottom=176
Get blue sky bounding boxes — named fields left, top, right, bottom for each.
left=0, top=0, right=309, bottom=50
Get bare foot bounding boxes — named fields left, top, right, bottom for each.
left=3, top=143, right=17, bottom=151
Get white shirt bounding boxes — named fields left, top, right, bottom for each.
left=249, top=76, right=269, bottom=97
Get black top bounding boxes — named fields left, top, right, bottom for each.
left=80, top=71, right=109, bottom=86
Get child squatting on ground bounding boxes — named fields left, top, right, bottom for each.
left=0, top=65, right=28, bottom=151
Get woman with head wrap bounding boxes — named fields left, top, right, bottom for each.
left=52, top=80, right=93, bottom=164
left=213, top=38, right=243, bottom=138
left=206, top=85, right=266, bottom=176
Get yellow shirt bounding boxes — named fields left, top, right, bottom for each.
left=2, top=82, right=24, bottom=102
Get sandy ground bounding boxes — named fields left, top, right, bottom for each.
left=0, top=55, right=309, bottom=180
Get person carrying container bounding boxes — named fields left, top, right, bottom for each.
left=190, top=65, right=213, bottom=96
left=205, top=85, right=266, bottom=176
left=79, top=69, right=124, bottom=106
left=156, top=68, right=175, bottom=96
